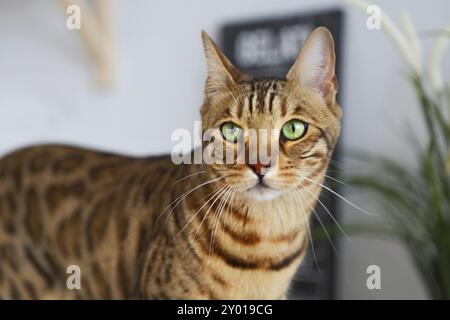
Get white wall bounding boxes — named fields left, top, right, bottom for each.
left=1, top=0, right=449, bottom=299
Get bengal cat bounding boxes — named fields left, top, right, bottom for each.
left=0, top=27, right=341, bottom=299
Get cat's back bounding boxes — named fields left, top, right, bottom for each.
left=0, top=144, right=139, bottom=180
left=0, top=143, right=175, bottom=239
left=0, top=144, right=143, bottom=210
left=0, top=143, right=173, bottom=189
left=0, top=144, right=175, bottom=299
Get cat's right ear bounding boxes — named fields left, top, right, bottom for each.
left=201, top=31, right=247, bottom=98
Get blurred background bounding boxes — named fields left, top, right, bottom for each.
left=1, top=0, right=450, bottom=299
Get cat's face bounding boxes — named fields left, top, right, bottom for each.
left=200, top=28, right=342, bottom=201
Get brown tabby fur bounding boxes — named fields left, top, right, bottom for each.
left=0, top=27, right=341, bottom=299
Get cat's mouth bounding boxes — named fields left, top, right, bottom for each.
left=245, top=182, right=283, bottom=201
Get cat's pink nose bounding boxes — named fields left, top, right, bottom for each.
left=249, top=161, right=271, bottom=176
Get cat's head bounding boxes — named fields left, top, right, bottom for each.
left=200, top=27, right=341, bottom=201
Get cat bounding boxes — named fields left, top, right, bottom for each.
left=0, top=27, right=341, bottom=299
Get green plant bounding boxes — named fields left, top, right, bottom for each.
left=346, top=79, right=450, bottom=299
left=338, top=0, right=450, bottom=299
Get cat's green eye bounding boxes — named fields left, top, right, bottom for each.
left=281, top=119, right=308, bottom=141
left=221, top=122, right=243, bottom=142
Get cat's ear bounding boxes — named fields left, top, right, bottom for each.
left=286, top=27, right=338, bottom=106
left=201, top=31, right=247, bottom=97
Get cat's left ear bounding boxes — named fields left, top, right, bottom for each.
left=286, top=27, right=338, bottom=106
left=201, top=31, right=248, bottom=98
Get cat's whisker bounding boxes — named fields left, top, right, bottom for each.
left=193, top=184, right=231, bottom=241
left=289, top=188, right=320, bottom=271
left=209, top=186, right=234, bottom=255
left=329, top=159, right=346, bottom=169
left=157, top=175, right=227, bottom=224
left=298, top=184, right=354, bottom=245
left=222, top=189, right=236, bottom=238
left=174, top=168, right=231, bottom=186
left=293, top=188, right=338, bottom=255
left=209, top=186, right=229, bottom=251
left=297, top=170, right=346, bottom=189
left=210, top=187, right=230, bottom=248
left=324, top=169, right=342, bottom=175
left=293, top=188, right=336, bottom=255
left=170, top=184, right=229, bottom=243
left=324, top=174, right=348, bottom=186
left=173, top=170, right=210, bottom=185
left=299, top=175, right=376, bottom=216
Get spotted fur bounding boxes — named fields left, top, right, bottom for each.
left=0, top=27, right=341, bottom=299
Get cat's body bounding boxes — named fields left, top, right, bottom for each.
left=0, top=144, right=311, bottom=299
left=0, top=28, right=341, bottom=299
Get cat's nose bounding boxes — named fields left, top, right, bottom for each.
left=249, top=161, right=271, bottom=177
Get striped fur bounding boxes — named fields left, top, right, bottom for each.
left=0, top=27, right=341, bottom=299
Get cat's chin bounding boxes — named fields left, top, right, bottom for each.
left=245, top=185, right=283, bottom=202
